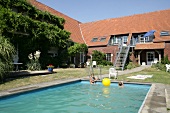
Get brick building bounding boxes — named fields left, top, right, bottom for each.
left=29, top=0, right=170, bottom=69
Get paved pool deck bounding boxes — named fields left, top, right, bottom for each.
left=0, top=66, right=170, bottom=113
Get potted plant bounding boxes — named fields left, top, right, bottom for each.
left=47, top=64, right=54, bottom=72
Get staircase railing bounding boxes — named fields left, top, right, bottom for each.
left=121, top=44, right=130, bottom=70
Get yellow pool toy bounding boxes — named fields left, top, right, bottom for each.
left=102, top=78, right=111, bottom=87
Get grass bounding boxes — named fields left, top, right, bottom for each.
left=116, top=67, right=170, bottom=84
left=0, top=66, right=170, bottom=91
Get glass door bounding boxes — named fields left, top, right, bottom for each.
left=147, top=52, right=155, bottom=65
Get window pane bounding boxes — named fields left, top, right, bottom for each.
left=91, top=38, right=98, bottom=42
left=100, top=37, right=106, bottom=42
left=106, top=53, right=111, bottom=61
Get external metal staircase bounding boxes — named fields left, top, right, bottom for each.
left=114, top=42, right=130, bottom=71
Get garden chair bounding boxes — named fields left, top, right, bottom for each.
left=166, top=64, right=170, bottom=72
left=86, top=62, right=90, bottom=67
left=109, top=68, right=118, bottom=79
left=92, top=61, right=97, bottom=67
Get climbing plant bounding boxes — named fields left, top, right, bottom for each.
left=0, top=0, right=71, bottom=69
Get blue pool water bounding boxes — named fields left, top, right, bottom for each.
left=0, top=81, right=150, bottom=113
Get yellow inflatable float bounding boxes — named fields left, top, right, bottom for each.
left=102, top=78, right=111, bottom=87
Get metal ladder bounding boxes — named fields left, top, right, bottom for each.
left=114, top=43, right=130, bottom=71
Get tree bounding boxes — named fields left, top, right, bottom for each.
left=68, top=43, right=88, bottom=56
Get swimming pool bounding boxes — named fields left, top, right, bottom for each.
left=0, top=81, right=151, bottom=113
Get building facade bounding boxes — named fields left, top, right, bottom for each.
left=29, top=0, right=170, bottom=67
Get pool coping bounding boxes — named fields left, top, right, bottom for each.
left=0, top=78, right=168, bottom=113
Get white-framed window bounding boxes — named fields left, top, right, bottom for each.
left=140, top=36, right=150, bottom=43
left=122, top=36, right=128, bottom=44
left=109, top=35, right=128, bottom=45
left=106, top=53, right=111, bottom=62
left=145, top=36, right=149, bottom=42
left=113, top=37, right=121, bottom=44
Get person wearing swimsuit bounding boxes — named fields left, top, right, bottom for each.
left=90, top=73, right=97, bottom=84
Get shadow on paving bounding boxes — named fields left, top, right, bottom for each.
left=1, top=70, right=55, bottom=83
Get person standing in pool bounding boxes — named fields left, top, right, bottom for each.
left=118, top=81, right=124, bottom=88
left=89, top=73, right=97, bottom=84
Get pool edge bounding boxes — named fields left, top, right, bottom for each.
left=0, top=79, right=167, bottom=113
left=0, top=78, right=81, bottom=98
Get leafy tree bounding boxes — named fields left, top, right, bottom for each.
left=68, top=43, right=88, bottom=56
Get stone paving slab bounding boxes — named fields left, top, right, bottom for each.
left=10, top=70, right=53, bottom=77
left=165, top=85, right=170, bottom=113
left=141, top=83, right=167, bottom=113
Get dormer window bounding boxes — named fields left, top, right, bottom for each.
left=100, top=37, right=106, bottom=42
left=91, top=38, right=98, bottom=42
left=160, top=31, right=170, bottom=36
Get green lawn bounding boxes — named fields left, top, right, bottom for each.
left=0, top=66, right=170, bottom=91
left=116, top=67, right=170, bottom=84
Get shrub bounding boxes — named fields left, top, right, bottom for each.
left=161, top=55, right=170, bottom=64
left=92, top=50, right=106, bottom=65
left=26, top=51, right=41, bottom=71
left=152, top=62, right=166, bottom=71
left=126, top=62, right=138, bottom=69
left=101, top=60, right=113, bottom=66
left=0, top=35, right=15, bottom=82
left=26, top=59, right=41, bottom=71
left=91, top=50, right=113, bottom=66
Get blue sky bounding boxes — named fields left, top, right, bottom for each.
left=37, top=0, right=170, bottom=23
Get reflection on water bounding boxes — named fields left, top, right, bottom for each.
left=102, top=87, right=110, bottom=98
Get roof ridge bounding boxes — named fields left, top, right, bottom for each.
left=79, top=24, right=87, bottom=45
left=82, top=8, right=170, bottom=24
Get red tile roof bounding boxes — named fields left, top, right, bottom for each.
left=28, top=0, right=85, bottom=43
left=28, top=0, right=170, bottom=49
left=135, top=42, right=165, bottom=50
left=80, top=9, right=170, bottom=46
left=154, top=36, right=170, bottom=42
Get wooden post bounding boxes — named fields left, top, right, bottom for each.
left=138, top=54, right=140, bottom=65
left=155, top=50, right=161, bottom=62
left=138, top=50, right=143, bottom=65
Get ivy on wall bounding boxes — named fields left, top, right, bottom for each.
left=0, top=0, right=71, bottom=69
left=0, top=0, right=65, bottom=29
